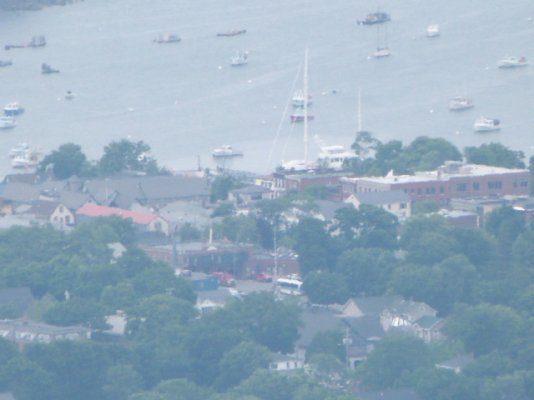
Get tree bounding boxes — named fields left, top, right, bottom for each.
left=335, top=248, right=395, bottom=297
left=359, top=336, right=431, bottom=389
left=302, top=271, right=349, bottom=305
left=210, top=176, right=238, bottom=202
left=293, top=217, right=333, bottom=276
left=219, top=292, right=301, bottom=353
left=485, top=206, right=525, bottom=254
left=43, top=297, right=107, bottom=328
left=155, top=378, right=213, bottom=400
left=98, top=139, right=155, bottom=175
left=215, top=215, right=260, bottom=244
left=415, top=368, right=479, bottom=400
left=464, top=143, right=525, bottom=169
left=233, top=369, right=302, bottom=400
left=444, top=303, right=523, bottom=355
left=0, top=357, right=58, bottom=400
left=305, top=330, right=345, bottom=362
left=215, top=342, right=271, bottom=390
left=38, top=143, right=88, bottom=179
left=103, top=364, right=142, bottom=400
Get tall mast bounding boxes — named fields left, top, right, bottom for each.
left=357, top=89, right=362, bottom=133
left=303, top=48, right=309, bottom=162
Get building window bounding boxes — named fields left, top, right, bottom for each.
left=513, top=181, right=518, bottom=188
left=456, top=183, right=467, bottom=192
left=439, top=186, right=444, bottom=194
left=417, top=188, right=422, bottom=195
left=488, top=181, right=502, bottom=189
left=473, top=182, right=480, bottom=191
left=400, top=203, right=406, bottom=209
left=520, top=181, right=528, bottom=188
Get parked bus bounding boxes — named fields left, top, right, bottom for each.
left=275, top=277, right=303, bottom=296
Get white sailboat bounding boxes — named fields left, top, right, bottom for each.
left=282, top=49, right=316, bottom=172
left=371, top=25, right=390, bottom=58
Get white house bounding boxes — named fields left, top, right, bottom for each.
left=269, top=353, right=304, bottom=371
left=345, top=190, right=411, bottom=219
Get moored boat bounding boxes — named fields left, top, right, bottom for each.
left=426, top=24, right=440, bottom=37
left=290, top=113, right=314, bottom=123
left=41, top=63, right=60, bottom=74
left=212, top=145, right=243, bottom=158
left=230, top=51, right=248, bottom=66
left=217, top=29, right=247, bottom=37
left=449, top=96, right=474, bottom=111
left=0, top=60, right=13, bottom=67
left=4, top=102, right=24, bottom=116
left=153, top=33, right=181, bottom=43
left=497, top=56, right=527, bottom=68
left=358, top=11, right=390, bottom=25
left=292, top=90, right=312, bottom=108
left=28, top=35, right=46, bottom=48
left=11, top=151, right=41, bottom=169
left=0, top=116, right=16, bottom=129
left=474, top=117, right=500, bottom=132
left=316, top=145, right=355, bottom=170
left=8, top=143, right=30, bottom=158
left=65, top=90, right=75, bottom=100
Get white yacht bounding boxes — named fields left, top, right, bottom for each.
left=497, top=56, right=527, bottom=68
left=449, top=96, right=474, bottom=111
left=474, top=117, right=500, bottom=132
left=292, top=89, right=312, bottom=108
left=0, top=116, right=16, bottom=129
left=8, top=143, right=30, bottom=158
left=426, top=24, right=440, bottom=37
left=212, top=145, right=243, bottom=158
left=3, top=102, right=24, bottom=116
left=317, top=145, right=356, bottom=170
left=230, top=51, right=248, bottom=66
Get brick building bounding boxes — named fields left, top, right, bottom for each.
left=341, top=162, right=530, bottom=204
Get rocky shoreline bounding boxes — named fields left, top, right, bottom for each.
left=0, top=0, right=82, bottom=11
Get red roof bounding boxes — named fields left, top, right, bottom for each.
left=76, top=203, right=159, bottom=225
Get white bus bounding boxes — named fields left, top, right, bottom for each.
left=276, top=277, right=303, bottom=296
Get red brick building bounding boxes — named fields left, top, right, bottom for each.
left=341, top=162, right=530, bottom=204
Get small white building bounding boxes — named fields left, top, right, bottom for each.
left=269, top=353, right=304, bottom=371
left=345, top=190, right=411, bottom=219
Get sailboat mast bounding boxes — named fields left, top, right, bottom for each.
left=357, top=89, right=362, bottom=133
left=303, top=48, right=309, bottom=162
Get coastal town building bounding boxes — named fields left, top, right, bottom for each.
left=341, top=161, right=530, bottom=204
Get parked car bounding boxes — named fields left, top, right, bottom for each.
left=211, top=271, right=236, bottom=287
left=255, top=273, right=273, bottom=282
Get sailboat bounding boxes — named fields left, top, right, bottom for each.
left=282, top=49, right=316, bottom=172
left=371, top=25, right=390, bottom=58
left=290, top=52, right=314, bottom=123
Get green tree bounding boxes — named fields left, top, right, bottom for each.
left=210, top=176, right=238, bottom=202
left=43, top=297, right=107, bottom=328
left=305, top=330, right=345, bottom=362
left=485, top=206, right=525, bottom=254
left=103, top=364, right=142, bottom=400
left=293, top=217, right=333, bottom=275
left=335, top=248, right=395, bottom=297
left=415, top=368, right=480, bottom=400
left=233, top=369, right=302, bottom=400
left=464, top=143, right=525, bottom=168
left=302, top=271, right=349, bottom=305
left=444, top=303, right=523, bottom=355
left=358, top=336, right=431, bottom=389
left=98, top=139, right=156, bottom=175
left=0, top=357, right=58, bottom=400
left=155, top=378, right=213, bottom=400
left=215, top=215, right=260, bottom=244
left=38, top=143, right=88, bottom=179
left=215, top=342, right=271, bottom=390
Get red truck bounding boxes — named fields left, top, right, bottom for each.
left=211, top=271, right=236, bottom=287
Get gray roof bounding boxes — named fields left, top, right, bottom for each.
left=0, top=318, right=90, bottom=336
left=196, top=287, right=237, bottom=304
left=0, top=183, right=40, bottom=204
left=296, top=307, right=344, bottom=349
left=230, top=184, right=271, bottom=195
left=414, top=315, right=443, bottom=329
left=27, top=200, right=61, bottom=218
left=315, top=200, right=352, bottom=220
left=353, top=190, right=410, bottom=205
left=0, top=182, right=90, bottom=210
left=0, top=288, right=34, bottom=315
left=343, top=315, right=386, bottom=340
left=83, top=175, right=211, bottom=208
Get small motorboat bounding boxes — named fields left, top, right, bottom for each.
left=449, top=96, right=474, bottom=111
left=230, top=51, right=248, bottom=66
left=497, top=56, right=528, bottom=68
left=65, top=90, right=75, bottom=100
left=154, top=33, right=181, bottom=44
left=216, top=29, right=247, bottom=37
left=28, top=35, right=46, bottom=48
left=212, top=145, right=243, bottom=158
left=358, top=11, right=391, bottom=25
left=41, top=63, right=60, bottom=74
left=4, top=102, right=24, bottom=116
left=474, top=117, right=500, bottom=132
left=292, top=90, right=312, bottom=108
left=372, top=47, right=391, bottom=58
left=0, top=60, right=13, bottom=67
left=426, top=24, right=440, bottom=38
left=0, top=116, right=16, bottom=129
left=290, top=113, right=314, bottom=123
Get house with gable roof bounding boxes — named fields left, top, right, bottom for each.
left=76, top=203, right=170, bottom=235
left=345, top=190, right=411, bottom=220
left=27, top=200, right=76, bottom=227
